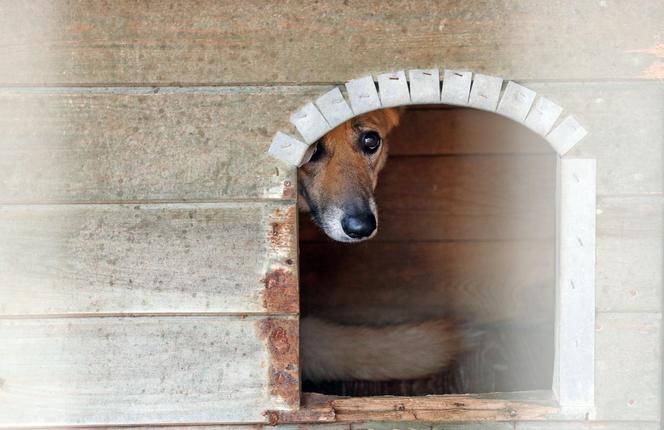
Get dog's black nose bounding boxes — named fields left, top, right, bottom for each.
left=341, top=213, right=376, bottom=239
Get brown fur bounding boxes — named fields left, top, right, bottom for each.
left=299, top=108, right=464, bottom=383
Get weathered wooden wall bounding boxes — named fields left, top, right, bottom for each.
left=0, top=1, right=661, bottom=429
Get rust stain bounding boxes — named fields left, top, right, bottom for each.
left=261, top=268, right=298, bottom=314
left=269, top=206, right=296, bottom=250
left=282, top=179, right=296, bottom=200
left=628, top=43, right=664, bottom=79
left=258, top=318, right=300, bottom=412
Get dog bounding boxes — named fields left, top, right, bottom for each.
left=298, top=108, right=463, bottom=383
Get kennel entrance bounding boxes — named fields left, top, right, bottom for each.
left=300, top=104, right=556, bottom=397
left=267, top=70, right=596, bottom=422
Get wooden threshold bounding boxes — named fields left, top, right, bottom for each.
left=266, top=390, right=560, bottom=425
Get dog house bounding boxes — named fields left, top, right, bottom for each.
left=0, top=2, right=661, bottom=430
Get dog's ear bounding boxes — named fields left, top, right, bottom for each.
left=361, top=107, right=404, bottom=136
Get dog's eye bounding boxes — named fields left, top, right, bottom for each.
left=360, top=131, right=381, bottom=153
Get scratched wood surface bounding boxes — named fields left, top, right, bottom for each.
left=0, top=203, right=296, bottom=315
left=0, top=84, right=660, bottom=203
left=0, top=1, right=662, bottom=84
left=0, top=316, right=297, bottom=426
left=0, top=90, right=317, bottom=202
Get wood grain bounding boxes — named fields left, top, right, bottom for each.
left=0, top=203, right=297, bottom=315
left=0, top=1, right=662, bottom=84
left=594, top=313, right=662, bottom=421
left=531, top=82, right=664, bottom=196
left=272, top=391, right=558, bottom=424
left=388, top=107, right=553, bottom=156
left=300, top=240, right=554, bottom=324
left=596, top=196, right=662, bottom=312
left=300, top=154, right=556, bottom=242
left=0, top=90, right=317, bottom=202
left=0, top=316, right=298, bottom=426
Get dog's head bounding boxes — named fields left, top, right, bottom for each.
left=298, top=108, right=401, bottom=242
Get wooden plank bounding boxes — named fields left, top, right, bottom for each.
left=273, top=391, right=558, bottom=424
left=353, top=423, right=513, bottom=430
left=528, top=82, right=663, bottom=195
left=596, top=196, right=662, bottom=312
left=594, top=313, right=662, bottom=421
left=0, top=316, right=298, bottom=426
left=386, top=107, right=554, bottom=156
left=300, top=155, right=556, bottom=242
left=516, top=422, right=662, bottom=430
left=0, top=203, right=297, bottom=315
left=1, top=2, right=662, bottom=84
left=0, top=90, right=317, bottom=202
left=555, top=159, right=596, bottom=412
left=300, top=240, right=554, bottom=324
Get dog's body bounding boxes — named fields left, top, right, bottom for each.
left=298, top=108, right=463, bottom=383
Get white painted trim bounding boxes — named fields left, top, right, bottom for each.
left=554, top=158, right=597, bottom=417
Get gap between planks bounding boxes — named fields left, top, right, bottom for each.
left=0, top=312, right=298, bottom=320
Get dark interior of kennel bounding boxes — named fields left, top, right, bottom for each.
left=299, top=106, right=556, bottom=396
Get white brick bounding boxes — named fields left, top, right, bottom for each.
left=377, top=70, right=410, bottom=107
left=468, top=73, right=503, bottom=111
left=408, top=69, right=440, bottom=104
left=315, top=87, right=355, bottom=129
left=268, top=132, right=314, bottom=167
left=345, top=75, right=381, bottom=115
left=547, top=115, right=589, bottom=155
left=441, top=69, right=472, bottom=105
left=289, top=102, right=331, bottom=144
left=524, top=96, right=564, bottom=136
left=496, top=81, right=537, bottom=122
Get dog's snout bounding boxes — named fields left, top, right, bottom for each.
left=341, top=212, right=376, bottom=239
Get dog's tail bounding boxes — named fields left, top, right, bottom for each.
left=300, top=316, right=463, bottom=382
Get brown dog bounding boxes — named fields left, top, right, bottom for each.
left=298, top=108, right=462, bottom=383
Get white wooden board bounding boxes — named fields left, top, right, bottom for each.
left=0, top=316, right=298, bottom=426
left=555, top=159, right=596, bottom=413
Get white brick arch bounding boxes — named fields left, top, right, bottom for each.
left=268, top=69, right=588, bottom=167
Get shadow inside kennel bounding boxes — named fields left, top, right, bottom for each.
left=300, top=105, right=556, bottom=396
